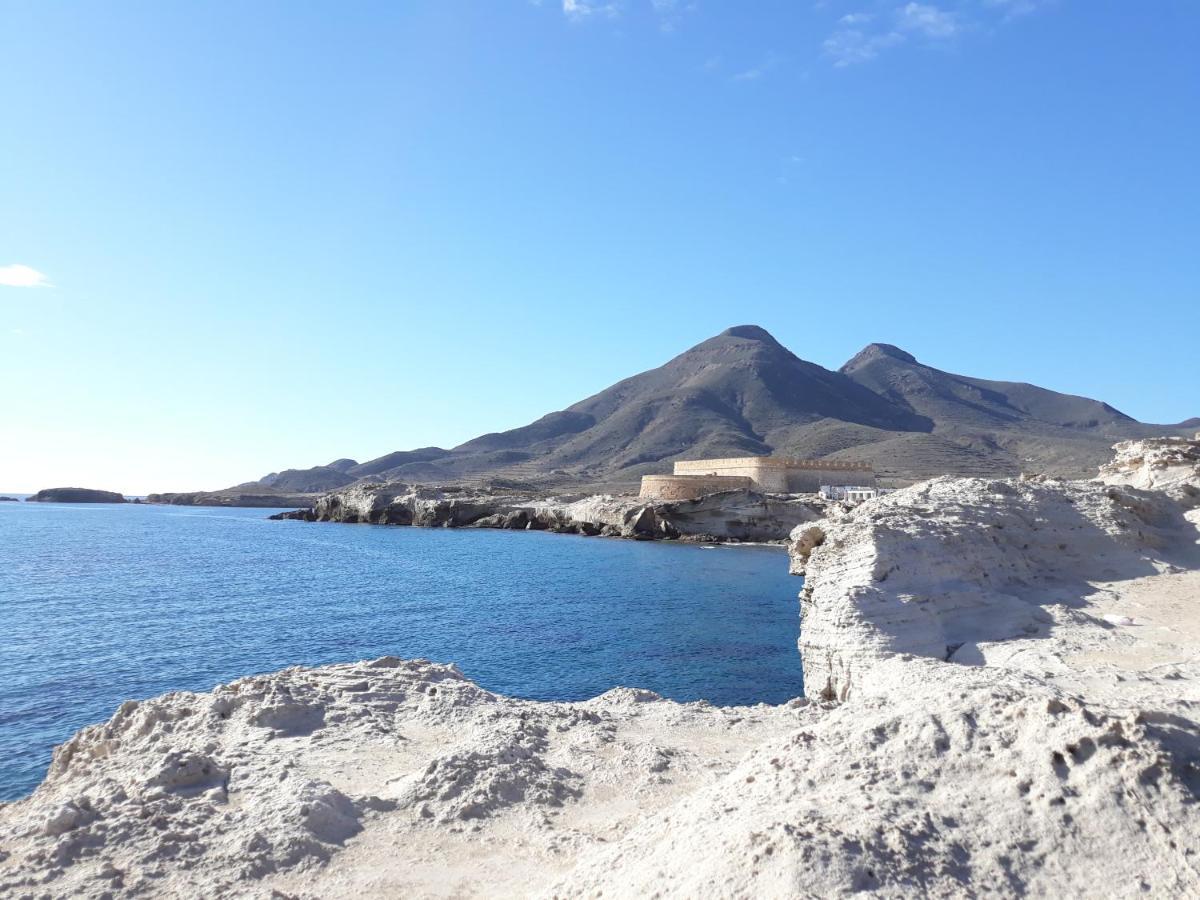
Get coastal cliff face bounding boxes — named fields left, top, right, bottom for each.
left=3, top=439, right=1200, bottom=896
left=794, top=474, right=1198, bottom=702
left=275, top=482, right=826, bottom=543
left=1098, top=433, right=1200, bottom=501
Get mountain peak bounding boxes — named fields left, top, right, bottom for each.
left=840, top=343, right=918, bottom=373
left=863, top=343, right=918, bottom=363
left=719, top=325, right=779, bottom=343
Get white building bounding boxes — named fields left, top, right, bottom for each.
left=819, top=484, right=888, bottom=504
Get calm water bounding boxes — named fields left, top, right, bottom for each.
left=0, top=500, right=803, bottom=801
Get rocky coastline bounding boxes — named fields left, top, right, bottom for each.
left=2, top=436, right=1198, bottom=896
left=270, top=481, right=829, bottom=544
left=144, top=490, right=320, bottom=508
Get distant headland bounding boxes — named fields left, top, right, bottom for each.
left=26, top=488, right=127, bottom=504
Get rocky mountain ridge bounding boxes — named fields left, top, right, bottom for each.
left=156, top=326, right=1193, bottom=504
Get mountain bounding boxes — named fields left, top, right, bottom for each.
left=840, top=343, right=1133, bottom=430
left=249, top=466, right=358, bottom=494
left=464, top=325, right=932, bottom=476
left=329, top=325, right=931, bottom=486
left=831, top=342, right=1183, bottom=479
left=174, top=326, right=1190, bottom=500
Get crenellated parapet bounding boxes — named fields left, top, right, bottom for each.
left=641, top=455, right=875, bottom=499
left=674, top=457, right=872, bottom=473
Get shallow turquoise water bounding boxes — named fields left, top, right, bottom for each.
left=0, top=500, right=803, bottom=801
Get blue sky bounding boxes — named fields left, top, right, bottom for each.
left=2, top=0, right=1197, bottom=493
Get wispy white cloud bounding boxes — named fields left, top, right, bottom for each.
left=555, top=0, right=697, bottom=30
left=776, top=152, right=808, bottom=185
left=898, top=2, right=959, bottom=38
left=984, top=0, right=1048, bottom=18
left=824, top=27, right=905, bottom=66
left=0, top=264, right=51, bottom=288
left=562, top=0, right=620, bottom=21
left=733, top=52, right=781, bottom=81
left=822, top=0, right=1025, bottom=67
left=650, top=0, right=697, bottom=33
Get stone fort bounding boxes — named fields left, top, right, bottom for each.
left=639, top=456, right=875, bottom=501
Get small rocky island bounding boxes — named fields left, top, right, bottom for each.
left=26, top=487, right=127, bottom=504
left=0, top=496, right=19, bottom=502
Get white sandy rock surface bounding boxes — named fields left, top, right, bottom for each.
left=0, top=660, right=806, bottom=898
left=3, top=437, right=1200, bottom=897
left=568, top=440, right=1200, bottom=896
left=1098, top=433, right=1200, bottom=498
left=796, top=473, right=1200, bottom=702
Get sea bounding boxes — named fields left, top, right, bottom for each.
left=0, top=498, right=804, bottom=801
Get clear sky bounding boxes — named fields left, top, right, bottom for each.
left=2, top=0, right=1197, bottom=494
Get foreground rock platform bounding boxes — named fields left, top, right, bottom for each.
left=0, top=659, right=806, bottom=898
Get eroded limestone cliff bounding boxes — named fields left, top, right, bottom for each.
left=794, top=474, right=1198, bottom=702
left=1098, top=433, right=1200, bottom=505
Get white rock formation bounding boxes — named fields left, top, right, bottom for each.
left=0, top=659, right=805, bottom=898
left=3, top=438, right=1200, bottom=896
left=796, top=474, right=1199, bottom=702
left=552, top=655, right=1200, bottom=897
left=1099, top=433, right=1200, bottom=511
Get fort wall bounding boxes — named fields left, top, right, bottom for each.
left=673, top=457, right=874, bottom=493
left=638, top=474, right=752, bottom=501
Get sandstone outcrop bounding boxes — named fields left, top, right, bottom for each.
left=26, top=488, right=126, bottom=504
left=3, top=633, right=1198, bottom=895
left=552, top=656, right=1200, bottom=896
left=0, top=659, right=805, bottom=898
left=273, top=482, right=826, bottom=543
left=1098, top=433, right=1200, bottom=505
left=795, top=474, right=1199, bottom=702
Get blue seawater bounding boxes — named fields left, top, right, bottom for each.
left=0, top=500, right=804, bottom=801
